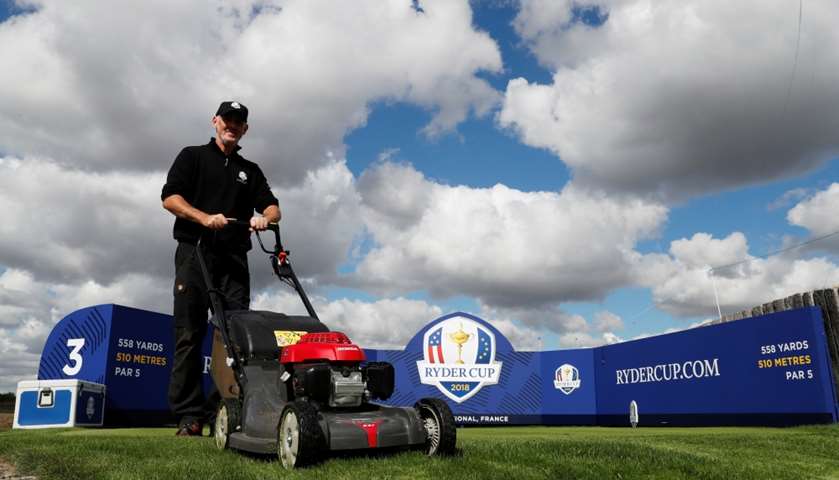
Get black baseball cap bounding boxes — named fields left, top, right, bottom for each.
left=215, top=101, right=248, bottom=122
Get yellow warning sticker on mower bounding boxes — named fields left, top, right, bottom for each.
left=274, top=331, right=308, bottom=347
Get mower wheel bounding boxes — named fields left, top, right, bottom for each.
left=214, top=398, right=241, bottom=450
left=277, top=400, right=324, bottom=469
left=415, top=398, right=456, bottom=456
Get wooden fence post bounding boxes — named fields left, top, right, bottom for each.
left=813, top=289, right=839, bottom=403
left=792, top=293, right=803, bottom=309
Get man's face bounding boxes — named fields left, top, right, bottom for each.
left=213, top=113, right=248, bottom=145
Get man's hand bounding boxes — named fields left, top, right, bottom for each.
left=250, top=215, right=269, bottom=231
left=203, top=213, right=228, bottom=230
left=163, top=195, right=230, bottom=231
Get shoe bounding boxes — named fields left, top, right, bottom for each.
left=176, top=420, right=203, bottom=437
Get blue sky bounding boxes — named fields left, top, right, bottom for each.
left=343, top=1, right=839, bottom=340
left=0, top=0, right=838, bottom=391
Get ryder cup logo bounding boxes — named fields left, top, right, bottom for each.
left=554, top=364, right=581, bottom=395
left=86, top=396, right=95, bottom=420
left=416, top=316, right=502, bottom=403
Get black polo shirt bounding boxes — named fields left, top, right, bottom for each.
left=161, top=139, right=278, bottom=251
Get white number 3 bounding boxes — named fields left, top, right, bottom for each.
left=62, top=338, right=85, bottom=376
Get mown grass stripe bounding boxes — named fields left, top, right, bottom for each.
left=2, top=425, right=839, bottom=479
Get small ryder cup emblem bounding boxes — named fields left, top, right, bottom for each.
left=554, top=364, right=581, bottom=395
left=416, top=316, right=503, bottom=403
left=237, top=171, right=248, bottom=184
left=231, top=101, right=241, bottom=109
left=86, top=396, right=95, bottom=420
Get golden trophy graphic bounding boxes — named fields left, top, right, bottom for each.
left=449, top=323, right=472, bottom=364
left=563, top=365, right=573, bottom=380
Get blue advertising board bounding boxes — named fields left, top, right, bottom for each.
left=38, top=304, right=213, bottom=425
left=540, top=349, right=597, bottom=425
left=595, top=307, right=837, bottom=426
left=37, top=304, right=838, bottom=427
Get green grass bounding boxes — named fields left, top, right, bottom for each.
left=2, top=425, right=839, bottom=479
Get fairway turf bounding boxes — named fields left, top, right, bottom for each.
left=1, top=425, right=839, bottom=479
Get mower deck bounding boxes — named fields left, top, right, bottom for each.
left=228, top=404, right=427, bottom=454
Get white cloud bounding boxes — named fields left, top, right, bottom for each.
left=480, top=303, right=587, bottom=332
left=594, top=310, right=623, bottom=332
left=670, top=232, right=749, bottom=272
left=0, top=268, right=170, bottom=326
left=488, top=317, right=544, bottom=351
left=512, top=0, right=575, bottom=43
left=636, top=232, right=839, bottom=317
left=629, top=317, right=714, bottom=343
left=251, top=288, right=550, bottom=352
left=355, top=162, right=667, bottom=307
left=357, top=161, right=432, bottom=232
left=0, top=157, right=172, bottom=284
left=557, top=331, right=621, bottom=349
left=501, top=0, right=839, bottom=199
left=787, top=183, right=839, bottom=252
left=478, top=304, right=626, bottom=350
left=0, top=154, right=365, bottom=288
left=768, top=187, right=810, bottom=212
left=601, top=331, right=623, bottom=344
left=265, top=159, right=363, bottom=282
left=0, top=332, right=41, bottom=392
left=251, top=288, right=443, bottom=349
left=0, top=0, right=502, bottom=186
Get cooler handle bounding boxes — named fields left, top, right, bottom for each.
left=37, top=388, right=54, bottom=408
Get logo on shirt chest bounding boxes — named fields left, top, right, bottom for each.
left=237, top=171, right=248, bottom=184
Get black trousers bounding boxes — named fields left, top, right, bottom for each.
left=168, top=241, right=249, bottom=425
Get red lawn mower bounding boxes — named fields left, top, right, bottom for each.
left=198, top=222, right=456, bottom=469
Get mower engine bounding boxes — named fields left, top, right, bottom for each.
left=280, top=332, right=394, bottom=408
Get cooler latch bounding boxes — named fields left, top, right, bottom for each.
left=37, top=388, right=54, bottom=408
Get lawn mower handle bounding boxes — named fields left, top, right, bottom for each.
left=224, top=218, right=283, bottom=251
left=223, top=219, right=318, bottom=320
left=196, top=216, right=319, bottom=396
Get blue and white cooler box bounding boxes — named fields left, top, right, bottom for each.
left=14, top=379, right=106, bottom=429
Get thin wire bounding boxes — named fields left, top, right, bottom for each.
left=624, top=302, right=656, bottom=325
left=709, top=228, right=839, bottom=273
left=782, top=0, right=803, bottom=116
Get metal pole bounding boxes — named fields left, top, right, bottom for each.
left=709, top=268, right=723, bottom=322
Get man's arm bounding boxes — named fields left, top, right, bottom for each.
left=162, top=194, right=228, bottom=230
left=250, top=204, right=281, bottom=231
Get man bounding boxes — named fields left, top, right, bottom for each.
left=161, top=101, right=280, bottom=436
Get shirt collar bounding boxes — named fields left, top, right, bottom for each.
left=207, top=138, right=242, bottom=155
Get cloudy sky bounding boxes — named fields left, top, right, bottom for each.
left=1, top=0, right=838, bottom=392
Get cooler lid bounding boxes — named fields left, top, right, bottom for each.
left=18, top=379, right=105, bottom=390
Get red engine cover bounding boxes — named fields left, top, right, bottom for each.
left=280, top=331, right=366, bottom=363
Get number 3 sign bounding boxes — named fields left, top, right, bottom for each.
left=62, top=338, right=86, bottom=376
